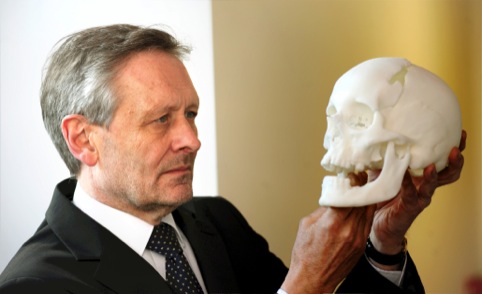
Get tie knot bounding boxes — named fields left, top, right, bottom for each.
left=147, top=223, right=182, bottom=257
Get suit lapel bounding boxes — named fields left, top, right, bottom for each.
left=94, top=231, right=172, bottom=294
left=47, top=178, right=173, bottom=293
left=174, top=203, right=240, bottom=293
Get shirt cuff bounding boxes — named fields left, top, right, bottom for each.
left=365, top=253, right=407, bottom=286
left=277, top=289, right=288, bottom=294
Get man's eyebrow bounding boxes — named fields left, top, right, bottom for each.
left=144, top=99, right=199, bottom=118
left=186, top=101, right=200, bottom=109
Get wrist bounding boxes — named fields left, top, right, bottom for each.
left=281, top=267, right=336, bottom=294
left=365, top=237, right=407, bottom=268
left=369, top=233, right=406, bottom=255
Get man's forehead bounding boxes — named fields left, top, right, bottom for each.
left=111, top=50, right=198, bottom=111
left=116, top=50, right=183, bottom=81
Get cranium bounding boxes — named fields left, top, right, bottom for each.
left=319, top=57, right=461, bottom=207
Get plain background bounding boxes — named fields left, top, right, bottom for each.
left=0, top=0, right=217, bottom=272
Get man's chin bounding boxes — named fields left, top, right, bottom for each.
left=150, top=190, right=193, bottom=210
left=136, top=198, right=189, bottom=213
left=167, top=192, right=193, bottom=207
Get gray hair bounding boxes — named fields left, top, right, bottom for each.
left=40, top=24, right=191, bottom=175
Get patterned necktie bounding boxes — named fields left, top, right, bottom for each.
left=147, top=223, right=204, bottom=294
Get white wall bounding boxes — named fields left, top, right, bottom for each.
left=0, top=0, right=217, bottom=271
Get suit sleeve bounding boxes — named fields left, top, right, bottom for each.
left=0, top=277, right=68, bottom=294
left=336, top=252, right=425, bottom=293
left=193, top=197, right=289, bottom=293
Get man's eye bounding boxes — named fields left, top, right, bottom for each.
left=186, top=111, right=197, bottom=119
left=158, top=115, right=168, bottom=123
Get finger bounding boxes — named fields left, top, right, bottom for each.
left=327, top=206, right=367, bottom=228
left=310, top=206, right=351, bottom=227
left=418, top=165, right=437, bottom=204
left=341, top=206, right=374, bottom=242
left=333, top=206, right=359, bottom=221
left=459, top=130, right=467, bottom=152
left=306, top=206, right=329, bottom=225
left=352, top=205, right=375, bottom=226
left=363, top=205, right=376, bottom=236
left=437, top=147, right=464, bottom=187
left=400, top=170, right=418, bottom=204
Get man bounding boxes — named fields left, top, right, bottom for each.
left=0, top=24, right=465, bottom=293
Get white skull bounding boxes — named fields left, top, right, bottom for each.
left=319, top=57, right=461, bottom=207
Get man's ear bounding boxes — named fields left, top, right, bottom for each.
left=61, top=114, right=99, bottom=167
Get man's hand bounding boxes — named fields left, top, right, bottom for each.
left=281, top=205, right=376, bottom=294
left=369, top=130, right=466, bottom=258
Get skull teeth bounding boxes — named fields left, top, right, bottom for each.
left=355, top=163, right=365, bottom=172
left=324, top=162, right=367, bottom=175
left=323, top=175, right=351, bottom=193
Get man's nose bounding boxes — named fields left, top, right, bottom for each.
left=171, top=119, right=201, bottom=153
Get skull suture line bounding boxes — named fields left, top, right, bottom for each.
left=319, top=57, right=462, bottom=207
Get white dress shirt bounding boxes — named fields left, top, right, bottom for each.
left=72, top=184, right=207, bottom=293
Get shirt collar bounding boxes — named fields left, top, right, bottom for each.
left=72, top=184, right=184, bottom=255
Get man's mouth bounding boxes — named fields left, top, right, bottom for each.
left=163, top=165, right=192, bottom=175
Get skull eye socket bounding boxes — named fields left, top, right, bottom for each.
left=344, top=102, right=374, bottom=130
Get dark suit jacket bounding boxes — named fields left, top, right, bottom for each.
left=0, top=178, right=424, bottom=293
